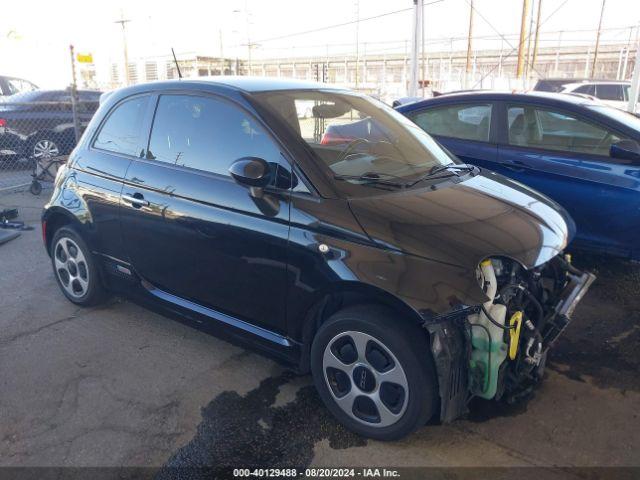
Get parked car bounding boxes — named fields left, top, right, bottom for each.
left=559, top=80, right=637, bottom=111
left=397, top=90, right=640, bottom=260
left=0, top=89, right=101, bottom=160
left=43, top=78, right=594, bottom=440
left=0, top=75, right=38, bottom=96
left=533, top=77, right=587, bottom=92
left=533, top=78, right=638, bottom=111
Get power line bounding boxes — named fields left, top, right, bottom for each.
left=471, top=0, right=571, bottom=88
left=239, top=0, right=444, bottom=46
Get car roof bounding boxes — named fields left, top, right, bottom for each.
left=138, top=76, right=346, bottom=93
left=396, top=90, right=604, bottom=111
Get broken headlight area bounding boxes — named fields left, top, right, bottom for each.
left=427, top=254, right=595, bottom=422
left=468, top=255, right=595, bottom=402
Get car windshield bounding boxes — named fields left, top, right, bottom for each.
left=254, top=90, right=455, bottom=192
left=587, top=104, right=640, bottom=132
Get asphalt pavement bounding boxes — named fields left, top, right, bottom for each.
left=1, top=190, right=638, bottom=476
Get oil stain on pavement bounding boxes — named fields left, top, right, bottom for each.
left=550, top=254, right=640, bottom=392
left=158, top=371, right=366, bottom=476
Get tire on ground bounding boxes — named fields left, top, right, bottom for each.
left=50, top=225, right=108, bottom=307
left=310, top=304, right=438, bottom=440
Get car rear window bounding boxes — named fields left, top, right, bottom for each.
left=93, top=95, right=149, bottom=157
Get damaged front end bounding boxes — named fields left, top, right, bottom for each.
left=426, top=254, right=595, bottom=422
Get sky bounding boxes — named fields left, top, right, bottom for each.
left=2, top=0, right=639, bottom=88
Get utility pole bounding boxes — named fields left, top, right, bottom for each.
left=409, top=0, right=423, bottom=97
left=245, top=0, right=252, bottom=76
left=68, top=45, right=81, bottom=144
left=421, top=1, right=426, bottom=97
left=114, top=12, right=131, bottom=86
left=530, top=0, right=543, bottom=81
left=554, top=30, right=563, bottom=76
left=465, top=0, right=474, bottom=89
left=627, top=36, right=640, bottom=113
left=354, top=0, right=360, bottom=89
left=516, top=0, right=530, bottom=80
left=591, top=0, right=606, bottom=78
left=524, top=0, right=535, bottom=81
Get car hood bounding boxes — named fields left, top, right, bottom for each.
left=348, top=172, right=574, bottom=270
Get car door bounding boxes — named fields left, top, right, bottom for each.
left=497, top=101, right=640, bottom=256
left=403, top=102, right=498, bottom=170
left=119, top=92, right=292, bottom=334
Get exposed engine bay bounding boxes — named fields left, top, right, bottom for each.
left=426, top=254, right=595, bottom=422
left=467, top=255, right=596, bottom=402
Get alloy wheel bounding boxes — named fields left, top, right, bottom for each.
left=33, top=139, right=60, bottom=159
left=53, top=237, right=89, bottom=298
left=322, top=330, right=409, bottom=427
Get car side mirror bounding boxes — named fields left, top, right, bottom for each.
left=610, top=139, right=640, bottom=162
left=229, top=157, right=271, bottom=190
left=273, top=164, right=298, bottom=190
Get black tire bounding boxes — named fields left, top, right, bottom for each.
left=311, top=304, right=438, bottom=440
left=50, top=226, right=108, bottom=306
left=29, top=181, right=42, bottom=195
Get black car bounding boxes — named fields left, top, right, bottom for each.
left=0, top=89, right=101, bottom=160
left=42, top=78, right=594, bottom=440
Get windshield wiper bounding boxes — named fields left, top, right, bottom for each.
left=405, top=163, right=474, bottom=187
left=333, top=172, right=405, bottom=188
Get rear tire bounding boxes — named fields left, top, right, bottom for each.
left=30, top=135, right=61, bottom=160
left=50, top=226, right=108, bottom=307
left=310, top=305, right=438, bottom=440
left=29, top=180, right=42, bottom=195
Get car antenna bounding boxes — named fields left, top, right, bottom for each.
left=171, top=48, right=182, bottom=79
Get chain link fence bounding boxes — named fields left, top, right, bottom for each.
left=0, top=90, right=100, bottom=195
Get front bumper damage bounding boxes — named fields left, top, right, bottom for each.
left=423, top=259, right=596, bottom=423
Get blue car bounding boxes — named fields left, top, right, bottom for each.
left=397, top=91, right=640, bottom=260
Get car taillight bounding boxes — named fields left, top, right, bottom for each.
left=0, top=118, right=6, bottom=127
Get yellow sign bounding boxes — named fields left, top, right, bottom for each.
left=76, top=53, right=94, bottom=64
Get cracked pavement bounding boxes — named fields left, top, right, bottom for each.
left=1, top=191, right=639, bottom=472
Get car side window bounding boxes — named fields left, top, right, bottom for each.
left=507, top=104, right=627, bottom=156
left=408, top=104, right=492, bottom=142
left=573, top=84, right=595, bottom=96
left=147, top=94, right=284, bottom=179
left=595, top=84, right=623, bottom=101
left=93, top=96, right=149, bottom=157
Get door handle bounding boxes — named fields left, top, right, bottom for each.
left=122, top=193, right=150, bottom=208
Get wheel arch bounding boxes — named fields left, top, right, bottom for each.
left=294, top=281, right=428, bottom=375
left=42, top=207, right=84, bottom=256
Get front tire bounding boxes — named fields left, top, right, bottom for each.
left=311, top=305, right=438, bottom=440
left=50, top=226, right=107, bottom=306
